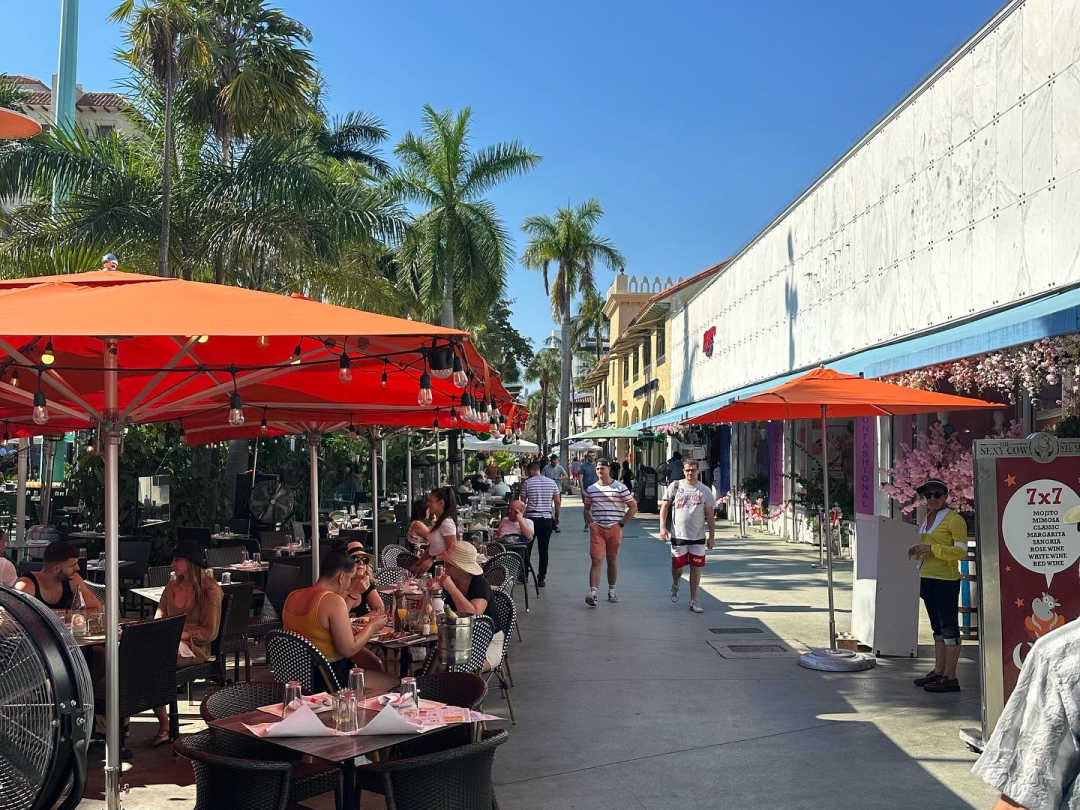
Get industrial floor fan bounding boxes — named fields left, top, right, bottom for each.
left=0, top=586, right=94, bottom=810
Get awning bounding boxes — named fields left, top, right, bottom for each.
left=634, top=286, right=1080, bottom=428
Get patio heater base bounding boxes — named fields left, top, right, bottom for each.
left=798, top=648, right=876, bottom=672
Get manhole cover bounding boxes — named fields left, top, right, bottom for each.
left=708, top=640, right=796, bottom=658
left=709, top=627, right=764, bottom=634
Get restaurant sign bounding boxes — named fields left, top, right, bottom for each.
left=973, top=433, right=1080, bottom=738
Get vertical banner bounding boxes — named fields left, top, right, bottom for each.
left=974, top=433, right=1080, bottom=737
left=854, top=417, right=876, bottom=515
left=768, top=421, right=784, bottom=505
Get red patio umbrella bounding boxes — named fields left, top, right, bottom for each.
left=688, top=367, right=1004, bottom=668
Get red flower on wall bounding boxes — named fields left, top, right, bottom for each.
left=703, top=326, right=716, bottom=357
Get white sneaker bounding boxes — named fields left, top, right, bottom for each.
left=608, top=589, right=618, bottom=603
left=671, top=582, right=680, bottom=603
left=689, top=601, right=704, bottom=614
left=585, top=590, right=597, bottom=607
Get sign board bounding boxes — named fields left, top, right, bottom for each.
left=973, top=433, right=1080, bottom=737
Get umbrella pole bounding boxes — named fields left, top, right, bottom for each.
left=380, top=437, right=387, bottom=494
left=308, top=437, right=320, bottom=583
left=15, top=438, right=26, bottom=547
left=370, top=434, right=379, bottom=561
left=406, top=431, right=413, bottom=501
left=820, top=405, right=837, bottom=648
left=103, top=340, right=121, bottom=810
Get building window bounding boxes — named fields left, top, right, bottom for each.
left=623, top=358, right=629, bottom=386
left=642, top=337, right=651, bottom=370
left=656, top=327, right=666, bottom=364
left=96, top=124, right=115, bottom=137
left=632, top=348, right=639, bottom=380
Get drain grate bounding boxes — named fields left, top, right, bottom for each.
left=708, top=640, right=796, bottom=659
left=709, top=627, right=764, bottom=635
left=728, top=644, right=787, bottom=653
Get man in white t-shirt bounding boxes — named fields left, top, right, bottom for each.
left=659, top=459, right=716, bottom=613
left=0, top=531, right=15, bottom=588
left=583, top=459, right=637, bottom=607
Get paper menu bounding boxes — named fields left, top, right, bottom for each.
left=256, top=693, right=333, bottom=716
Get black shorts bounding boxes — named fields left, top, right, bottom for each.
left=920, top=577, right=961, bottom=644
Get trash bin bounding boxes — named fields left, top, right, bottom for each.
left=635, top=466, right=658, bottom=513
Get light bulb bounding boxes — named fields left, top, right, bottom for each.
left=228, top=391, right=245, bottom=426
left=197, top=335, right=209, bottom=344
left=257, top=335, right=269, bottom=349
left=417, top=372, right=433, bottom=406
left=41, top=340, right=55, bottom=366
left=32, top=390, right=48, bottom=425
left=260, top=416, right=268, bottom=434
left=452, top=355, right=467, bottom=388
left=338, top=353, right=353, bottom=384
left=381, top=369, right=388, bottom=388
left=429, top=347, right=452, bottom=379
left=290, top=344, right=302, bottom=365
left=11, top=370, right=19, bottom=388
left=433, top=415, right=440, bottom=428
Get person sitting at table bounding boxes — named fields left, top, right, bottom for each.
left=0, top=531, right=16, bottom=587
left=15, top=540, right=101, bottom=611
left=283, top=550, right=387, bottom=687
left=431, top=542, right=496, bottom=620
left=490, top=479, right=511, bottom=499
left=150, top=540, right=222, bottom=746
left=410, top=487, right=459, bottom=574
left=496, top=499, right=535, bottom=541
left=344, top=542, right=383, bottom=618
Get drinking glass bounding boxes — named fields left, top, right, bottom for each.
left=241, top=549, right=249, bottom=563
left=333, top=692, right=357, bottom=734
left=221, top=571, right=232, bottom=585
left=282, top=681, right=301, bottom=719
left=399, top=677, right=420, bottom=719
left=348, top=667, right=366, bottom=698
left=253, top=551, right=261, bottom=564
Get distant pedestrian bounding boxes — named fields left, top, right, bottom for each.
left=579, top=451, right=599, bottom=529
left=620, top=457, right=634, bottom=489
left=520, top=461, right=561, bottom=587
left=542, top=454, right=567, bottom=485
left=666, top=450, right=684, bottom=484
left=583, top=459, right=637, bottom=607
left=659, top=459, right=716, bottom=613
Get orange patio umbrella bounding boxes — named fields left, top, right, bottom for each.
left=687, top=367, right=1003, bottom=670
left=0, top=107, right=41, bottom=139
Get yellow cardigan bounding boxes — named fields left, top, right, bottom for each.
left=919, top=509, right=968, bottom=581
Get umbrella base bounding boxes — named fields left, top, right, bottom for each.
left=798, top=648, right=876, bottom=672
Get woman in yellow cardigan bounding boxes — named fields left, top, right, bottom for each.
left=907, top=478, right=969, bottom=693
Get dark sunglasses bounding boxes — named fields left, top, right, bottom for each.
left=923, top=490, right=946, bottom=499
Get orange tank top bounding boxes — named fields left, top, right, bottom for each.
left=283, top=588, right=340, bottom=661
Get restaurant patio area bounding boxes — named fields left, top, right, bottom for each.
left=73, top=498, right=997, bottom=810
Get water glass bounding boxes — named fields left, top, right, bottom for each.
left=399, top=676, right=419, bottom=719
left=253, top=551, right=261, bottom=564
left=221, top=571, right=232, bottom=585
left=241, top=549, right=249, bottom=563
left=348, top=667, right=366, bottom=698
left=333, top=692, right=357, bottom=734
left=282, top=681, right=301, bottom=719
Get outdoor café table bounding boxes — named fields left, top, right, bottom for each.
left=85, top=559, right=136, bottom=583
left=130, top=585, right=165, bottom=605
left=209, top=671, right=471, bottom=809
left=367, top=628, right=439, bottom=677
left=210, top=531, right=250, bottom=545
left=74, top=616, right=138, bottom=648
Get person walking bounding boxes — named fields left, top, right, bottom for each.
left=659, top=459, right=716, bottom=613
left=579, top=450, right=599, bottom=529
left=583, top=458, right=637, bottom=607
left=665, top=450, right=684, bottom=484
left=907, top=477, right=968, bottom=693
left=620, top=456, right=634, bottom=489
left=542, top=454, right=568, bottom=495
left=520, top=461, right=561, bottom=587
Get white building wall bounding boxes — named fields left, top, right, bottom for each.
left=672, top=0, right=1080, bottom=407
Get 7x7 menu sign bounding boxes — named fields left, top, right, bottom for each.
left=973, top=433, right=1080, bottom=738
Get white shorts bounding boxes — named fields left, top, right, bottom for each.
left=670, top=542, right=707, bottom=568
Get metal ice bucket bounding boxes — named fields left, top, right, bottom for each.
left=436, top=614, right=474, bottom=670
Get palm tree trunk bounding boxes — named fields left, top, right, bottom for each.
left=558, top=273, right=572, bottom=465
left=158, top=54, right=174, bottom=278
left=440, top=269, right=455, bottom=327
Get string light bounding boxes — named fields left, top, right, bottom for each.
left=429, top=342, right=452, bottom=379
left=197, top=335, right=209, bottom=344
left=290, top=343, right=302, bottom=365
left=417, top=364, right=433, bottom=406
left=32, top=370, right=48, bottom=425
left=380, top=362, right=388, bottom=388
left=433, top=409, right=441, bottom=429
left=11, top=369, right=19, bottom=388
left=257, top=335, right=269, bottom=349
left=260, top=409, right=269, bottom=434
left=41, top=339, right=55, bottom=366
left=338, top=351, right=353, bottom=384
left=452, top=353, right=467, bottom=388
left=227, top=369, right=245, bottom=426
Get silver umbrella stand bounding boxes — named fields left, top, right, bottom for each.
left=308, top=435, right=321, bottom=582
left=798, top=405, right=875, bottom=673
left=370, top=430, right=380, bottom=562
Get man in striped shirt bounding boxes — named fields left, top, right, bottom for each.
left=583, top=459, right=637, bottom=606
left=519, top=461, right=561, bottom=587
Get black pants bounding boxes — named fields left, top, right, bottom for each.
left=529, top=516, right=554, bottom=581
left=920, top=577, right=961, bottom=644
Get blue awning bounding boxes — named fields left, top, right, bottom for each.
left=632, top=287, right=1080, bottom=428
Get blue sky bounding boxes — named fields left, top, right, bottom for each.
left=6, top=0, right=1003, bottom=351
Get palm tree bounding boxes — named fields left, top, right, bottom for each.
left=111, top=0, right=209, bottom=278
left=392, top=105, right=539, bottom=327
left=0, top=74, right=29, bottom=112
left=306, top=75, right=390, bottom=175
left=572, top=285, right=607, bottom=360
left=524, top=348, right=560, bottom=453
left=521, top=199, right=624, bottom=464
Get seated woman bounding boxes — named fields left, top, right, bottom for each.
left=409, top=487, right=458, bottom=574
left=431, top=542, right=496, bottom=621
left=343, top=542, right=383, bottom=618
left=151, top=541, right=223, bottom=746
left=282, top=550, right=387, bottom=687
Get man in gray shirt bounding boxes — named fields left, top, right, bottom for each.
left=659, top=459, right=716, bottom=614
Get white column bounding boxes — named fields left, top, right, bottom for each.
left=308, top=437, right=320, bottom=582
left=370, top=435, right=379, bottom=561
left=406, top=431, right=413, bottom=501
left=15, top=437, right=27, bottom=545
left=103, top=339, right=121, bottom=810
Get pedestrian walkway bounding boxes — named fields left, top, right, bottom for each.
left=494, top=497, right=997, bottom=810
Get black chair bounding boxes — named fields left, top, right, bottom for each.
left=358, top=729, right=508, bottom=810
left=227, top=518, right=251, bottom=535
left=247, top=562, right=299, bottom=644
left=174, top=730, right=293, bottom=810
left=117, top=540, right=150, bottom=606
left=484, top=542, right=506, bottom=557
left=200, top=684, right=343, bottom=810
left=258, top=530, right=290, bottom=550
left=205, top=545, right=244, bottom=568
left=275, top=554, right=312, bottom=586
left=145, top=564, right=171, bottom=586
left=396, top=551, right=420, bottom=570
left=485, top=591, right=517, bottom=724
left=450, top=615, right=496, bottom=677
left=483, top=564, right=508, bottom=592
left=17, top=560, right=42, bottom=577
left=417, top=672, right=488, bottom=710
left=177, top=526, right=212, bottom=547
left=500, top=537, right=539, bottom=612
left=98, top=614, right=186, bottom=742
left=217, top=582, right=254, bottom=682
left=374, top=566, right=409, bottom=588
left=85, top=580, right=105, bottom=605
left=265, top=630, right=342, bottom=693
left=176, top=585, right=251, bottom=701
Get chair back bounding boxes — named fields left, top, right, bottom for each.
left=451, top=615, right=495, bottom=676
left=177, top=526, right=212, bottom=546
left=265, top=630, right=341, bottom=692
left=258, top=530, right=290, bottom=550
left=174, top=730, right=292, bottom=810
left=415, top=672, right=487, bottom=710
left=145, top=564, right=171, bottom=587
left=380, top=543, right=408, bottom=568
left=486, top=552, right=521, bottom=591
left=487, top=590, right=516, bottom=666
left=484, top=542, right=506, bottom=557
left=227, top=518, right=250, bottom=535
left=118, top=615, right=186, bottom=717
left=482, top=564, right=508, bottom=591
left=374, top=566, right=408, bottom=588
left=118, top=540, right=150, bottom=581
left=201, top=682, right=285, bottom=723
left=396, top=551, right=420, bottom=570
left=17, top=560, right=42, bottom=578
left=264, top=563, right=300, bottom=617
left=370, top=729, right=508, bottom=810
left=85, top=580, right=105, bottom=604
left=206, top=546, right=244, bottom=568
left=218, top=582, right=254, bottom=654
left=276, top=555, right=312, bottom=586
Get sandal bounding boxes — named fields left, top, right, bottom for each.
left=151, top=729, right=171, bottom=747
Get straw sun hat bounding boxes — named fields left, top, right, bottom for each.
left=442, top=542, right=483, bottom=575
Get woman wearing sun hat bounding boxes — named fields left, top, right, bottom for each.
left=343, top=541, right=383, bottom=618
left=907, top=477, right=969, bottom=693
left=430, top=542, right=496, bottom=621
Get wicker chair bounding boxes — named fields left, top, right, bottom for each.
left=246, top=562, right=299, bottom=644
left=84, top=580, right=105, bottom=604
left=174, top=730, right=293, bottom=810
left=97, top=614, right=186, bottom=742
left=265, top=630, right=342, bottom=693
left=145, top=564, right=172, bottom=586
left=498, top=537, right=538, bottom=612
left=482, top=564, right=508, bottom=592
left=485, top=591, right=517, bottom=724
left=484, top=542, right=506, bottom=557
left=374, top=566, right=409, bottom=588
left=200, top=684, right=343, bottom=810
left=358, top=729, right=509, bottom=810
left=450, top=615, right=496, bottom=676
left=218, top=582, right=255, bottom=681
left=395, top=551, right=420, bottom=570
left=380, top=544, right=409, bottom=569
left=206, top=546, right=245, bottom=568
left=176, top=584, right=252, bottom=700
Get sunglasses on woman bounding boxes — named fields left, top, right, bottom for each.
left=923, top=490, right=946, bottom=499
